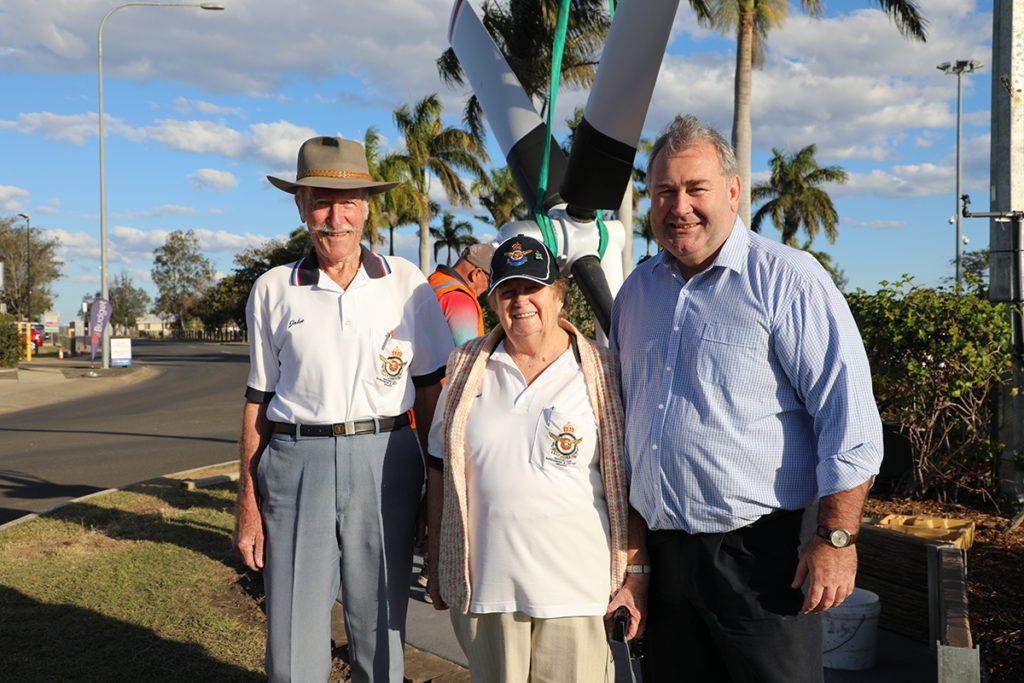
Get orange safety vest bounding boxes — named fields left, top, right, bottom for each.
left=428, top=267, right=485, bottom=339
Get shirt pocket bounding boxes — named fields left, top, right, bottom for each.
left=696, top=322, right=770, bottom=388
left=531, top=407, right=594, bottom=470
left=370, top=328, right=413, bottom=390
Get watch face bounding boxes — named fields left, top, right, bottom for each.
left=829, top=529, right=851, bottom=547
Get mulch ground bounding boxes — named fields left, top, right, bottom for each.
left=864, top=496, right=1024, bottom=682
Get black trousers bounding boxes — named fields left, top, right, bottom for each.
left=642, top=509, right=823, bottom=683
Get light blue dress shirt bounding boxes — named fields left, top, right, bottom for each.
left=610, top=220, right=882, bottom=534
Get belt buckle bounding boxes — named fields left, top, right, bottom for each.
left=333, top=423, right=345, bottom=436
left=343, top=421, right=358, bottom=436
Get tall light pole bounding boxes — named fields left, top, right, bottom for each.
left=98, top=2, right=224, bottom=368
left=937, top=59, right=983, bottom=286
left=17, top=213, right=30, bottom=324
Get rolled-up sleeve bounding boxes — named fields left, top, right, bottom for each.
left=774, top=275, right=883, bottom=498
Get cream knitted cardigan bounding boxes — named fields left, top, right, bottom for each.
left=437, top=320, right=629, bottom=614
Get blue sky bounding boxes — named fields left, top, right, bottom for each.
left=0, top=0, right=992, bottom=323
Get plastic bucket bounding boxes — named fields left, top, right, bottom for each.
left=822, top=587, right=881, bottom=670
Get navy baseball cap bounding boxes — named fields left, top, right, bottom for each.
left=487, top=235, right=558, bottom=295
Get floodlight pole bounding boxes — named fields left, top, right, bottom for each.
left=937, top=59, right=983, bottom=286
left=98, top=1, right=225, bottom=368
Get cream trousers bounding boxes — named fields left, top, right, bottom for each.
left=450, top=610, right=615, bottom=683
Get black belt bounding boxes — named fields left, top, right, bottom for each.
left=273, top=413, right=410, bottom=437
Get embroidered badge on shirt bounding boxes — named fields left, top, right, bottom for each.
left=547, top=421, right=583, bottom=466
left=504, top=242, right=533, bottom=266
left=378, top=345, right=408, bottom=386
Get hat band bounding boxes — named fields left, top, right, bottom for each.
left=298, top=169, right=375, bottom=181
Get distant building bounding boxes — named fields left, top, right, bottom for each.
left=135, top=313, right=176, bottom=337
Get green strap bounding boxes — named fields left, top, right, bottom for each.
left=534, top=0, right=615, bottom=260
left=532, top=0, right=572, bottom=255
left=596, top=211, right=609, bottom=259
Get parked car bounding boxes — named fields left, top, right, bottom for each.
left=31, top=323, right=48, bottom=343
left=19, top=324, right=42, bottom=352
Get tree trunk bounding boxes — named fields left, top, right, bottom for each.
left=732, top=12, right=755, bottom=229
left=418, top=217, right=431, bottom=275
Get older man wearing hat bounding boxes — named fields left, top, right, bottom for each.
left=233, top=136, right=455, bottom=682
left=428, top=242, right=496, bottom=346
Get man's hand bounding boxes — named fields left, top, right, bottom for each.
left=605, top=574, right=649, bottom=639
left=792, top=536, right=856, bottom=613
left=234, top=495, right=265, bottom=572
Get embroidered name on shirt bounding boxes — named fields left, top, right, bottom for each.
left=377, top=345, right=408, bottom=386
left=287, top=318, right=305, bottom=329
left=547, top=421, right=583, bottom=466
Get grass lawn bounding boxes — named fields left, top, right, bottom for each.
left=0, top=475, right=266, bottom=682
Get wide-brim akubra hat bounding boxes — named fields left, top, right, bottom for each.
left=267, top=136, right=400, bottom=195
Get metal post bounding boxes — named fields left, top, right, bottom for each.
left=937, top=59, right=983, bottom=286
left=97, top=2, right=225, bottom=369
left=956, top=70, right=963, bottom=285
left=17, top=213, right=30, bottom=323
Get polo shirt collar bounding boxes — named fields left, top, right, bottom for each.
left=437, top=263, right=470, bottom=288
left=290, top=245, right=391, bottom=287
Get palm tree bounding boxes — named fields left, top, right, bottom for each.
left=473, top=166, right=528, bottom=227
left=361, top=127, right=387, bottom=251
left=431, top=212, right=477, bottom=266
left=798, top=240, right=848, bottom=291
left=750, top=144, right=848, bottom=246
left=691, top=0, right=926, bottom=227
left=374, top=152, right=422, bottom=256
left=437, top=0, right=610, bottom=131
left=633, top=211, right=655, bottom=258
left=393, top=93, right=489, bottom=273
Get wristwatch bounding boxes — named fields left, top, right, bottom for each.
left=816, top=525, right=857, bottom=548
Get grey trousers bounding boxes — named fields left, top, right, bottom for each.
left=257, top=426, right=423, bottom=683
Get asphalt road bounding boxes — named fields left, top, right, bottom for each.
left=0, top=340, right=248, bottom=525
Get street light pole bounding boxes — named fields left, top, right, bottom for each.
left=17, top=213, right=30, bottom=324
left=98, top=1, right=224, bottom=369
left=938, top=59, right=983, bottom=286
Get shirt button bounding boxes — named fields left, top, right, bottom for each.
left=665, top=366, right=672, bottom=372
left=651, top=444, right=658, bottom=451
left=658, top=404, right=664, bottom=410
left=674, top=326, right=680, bottom=332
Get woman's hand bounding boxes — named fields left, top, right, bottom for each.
left=426, top=568, right=448, bottom=611
left=605, top=573, right=649, bottom=640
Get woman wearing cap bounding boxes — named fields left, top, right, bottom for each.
left=424, top=235, right=648, bottom=682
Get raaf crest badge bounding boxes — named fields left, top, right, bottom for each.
left=547, top=421, right=583, bottom=466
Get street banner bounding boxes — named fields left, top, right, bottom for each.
left=89, top=299, right=112, bottom=362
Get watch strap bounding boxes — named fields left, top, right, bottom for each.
left=816, top=525, right=857, bottom=547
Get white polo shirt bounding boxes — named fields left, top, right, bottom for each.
left=246, top=247, right=454, bottom=424
left=428, top=341, right=612, bottom=618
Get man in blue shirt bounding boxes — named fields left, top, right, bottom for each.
left=610, top=115, right=883, bottom=682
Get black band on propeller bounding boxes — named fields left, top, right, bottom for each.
left=571, top=254, right=613, bottom=337
left=507, top=123, right=569, bottom=214
left=560, top=117, right=636, bottom=212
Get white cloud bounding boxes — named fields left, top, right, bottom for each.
left=146, top=119, right=246, bottom=156
left=189, top=168, right=239, bottom=191
left=843, top=218, right=908, bottom=230
left=0, top=185, right=31, bottom=212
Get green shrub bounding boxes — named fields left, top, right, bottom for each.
left=0, top=314, right=25, bottom=367
left=846, top=276, right=1015, bottom=501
